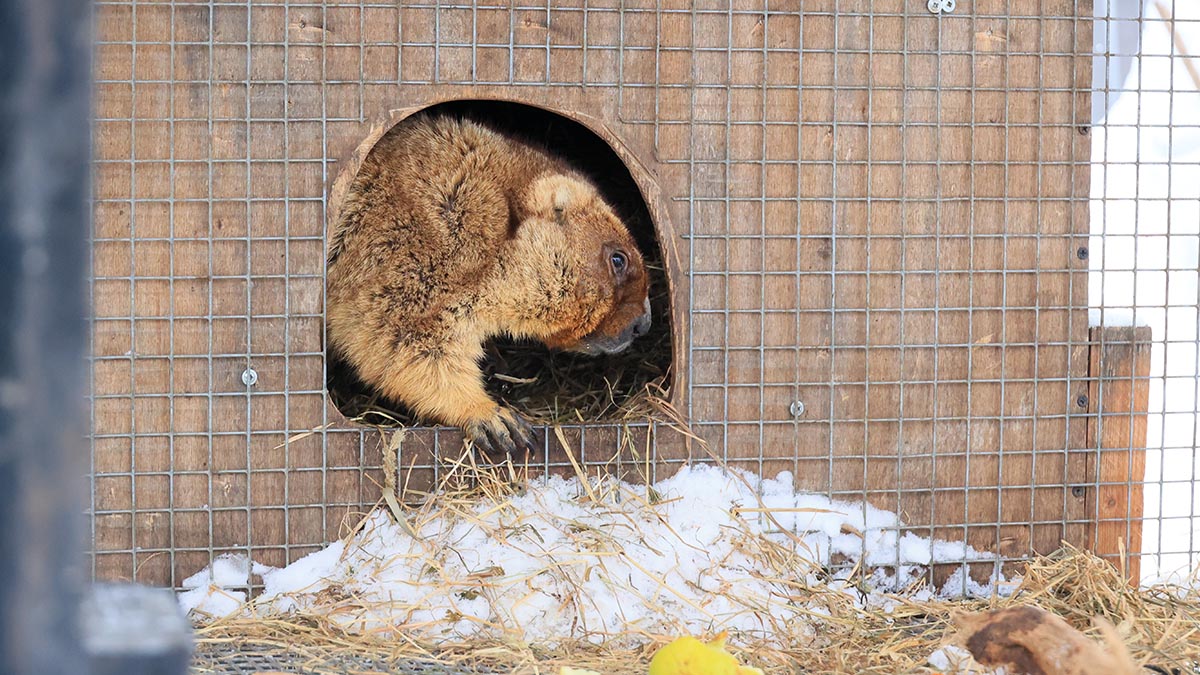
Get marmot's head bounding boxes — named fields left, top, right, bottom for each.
left=513, top=174, right=652, bottom=355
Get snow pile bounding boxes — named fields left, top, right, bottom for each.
left=927, top=645, right=1008, bottom=675
left=179, top=464, right=1005, bottom=643
left=177, top=553, right=252, bottom=617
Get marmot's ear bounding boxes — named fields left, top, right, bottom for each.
left=529, top=174, right=586, bottom=224
left=552, top=185, right=571, bottom=225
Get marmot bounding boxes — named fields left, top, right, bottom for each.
left=327, top=113, right=652, bottom=456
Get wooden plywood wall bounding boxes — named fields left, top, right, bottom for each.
left=91, top=0, right=1093, bottom=586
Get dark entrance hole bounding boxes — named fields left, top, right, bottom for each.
left=326, top=100, right=674, bottom=426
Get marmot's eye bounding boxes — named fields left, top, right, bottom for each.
left=610, top=250, right=628, bottom=274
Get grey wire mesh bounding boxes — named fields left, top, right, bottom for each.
left=1090, top=0, right=1199, bottom=583
left=87, top=0, right=1199, bottom=602
left=192, top=644, right=499, bottom=675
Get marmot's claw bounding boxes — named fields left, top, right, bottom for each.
left=502, top=409, right=539, bottom=452
left=466, top=408, right=539, bottom=459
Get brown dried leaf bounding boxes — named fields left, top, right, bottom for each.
left=952, top=606, right=1138, bottom=675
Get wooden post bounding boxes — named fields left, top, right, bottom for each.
left=1085, top=326, right=1152, bottom=584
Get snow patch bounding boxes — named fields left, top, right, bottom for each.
left=259, top=542, right=346, bottom=613
left=178, top=553, right=251, bottom=617
left=181, top=553, right=250, bottom=590
left=179, top=465, right=1006, bottom=643
left=927, top=644, right=1007, bottom=674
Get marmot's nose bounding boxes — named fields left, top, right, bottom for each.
left=631, top=301, right=652, bottom=338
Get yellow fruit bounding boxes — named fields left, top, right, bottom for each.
left=648, top=632, right=763, bottom=675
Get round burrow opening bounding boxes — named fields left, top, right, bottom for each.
left=326, top=99, right=675, bottom=427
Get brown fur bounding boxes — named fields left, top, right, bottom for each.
left=327, top=113, right=651, bottom=455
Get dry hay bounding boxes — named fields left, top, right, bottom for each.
left=190, top=550, right=1200, bottom=675
left=191, top=549, right=1200, bottom=674
left=190, top=448, right=1200, bottom=675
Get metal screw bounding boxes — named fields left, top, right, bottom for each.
left=1076, top=246, right=1089, bottom=260
left=241, top=368, right=258, bottom=387
left=927, top=0, right=955, bottom=14
left=1076, top=394, right=1089, bottom=408
left=1071, top=486, right=1086, bottom=498
left=789, top=400, right=806, bottom=418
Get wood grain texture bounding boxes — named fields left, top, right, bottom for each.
left=91, top=0, right=1094, bottom=586
left=1086, top=326, right=1152, bottom=583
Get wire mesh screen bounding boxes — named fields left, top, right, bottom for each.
left=87, top=0, right=1199, bottom=591
left=1090, top=0, right=1199, bottom=583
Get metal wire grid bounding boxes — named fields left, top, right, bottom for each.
left=90, top=0, right=684, bottom=587
left=673, top=0, right=1093, bottom=578
left=1091, top=0, right=1200, bottom=582
left=86, top=0, right=1199, bottom=592
left=192, top=644, right=499, bottom=675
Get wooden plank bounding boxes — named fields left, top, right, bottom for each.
left=89, top=0, right=1097, bottom=586
left=1086, top=326, right=1152, bottom=583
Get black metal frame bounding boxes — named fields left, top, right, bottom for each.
left=0, top=0, right=93, bottom=672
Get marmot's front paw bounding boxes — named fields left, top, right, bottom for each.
left=464, top=407, right=539, bottom=459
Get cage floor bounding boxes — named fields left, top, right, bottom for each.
left=192, top=644, right=498, bottom=675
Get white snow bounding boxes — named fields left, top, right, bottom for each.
left=937, top=565, right=1014, bottom=600
left=259, top=542, right=344, bottom=612
left=181, top=553, right=251, bottom=590
left=177, top=553, right=251, bottom=617
left=927, top=644, right=1008, bottom=675
left=1090, top=1, right=1200, bottom=582
left=178, top=465, right=1007, bottom=643
left=177, top=585, right=246, bottom=618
